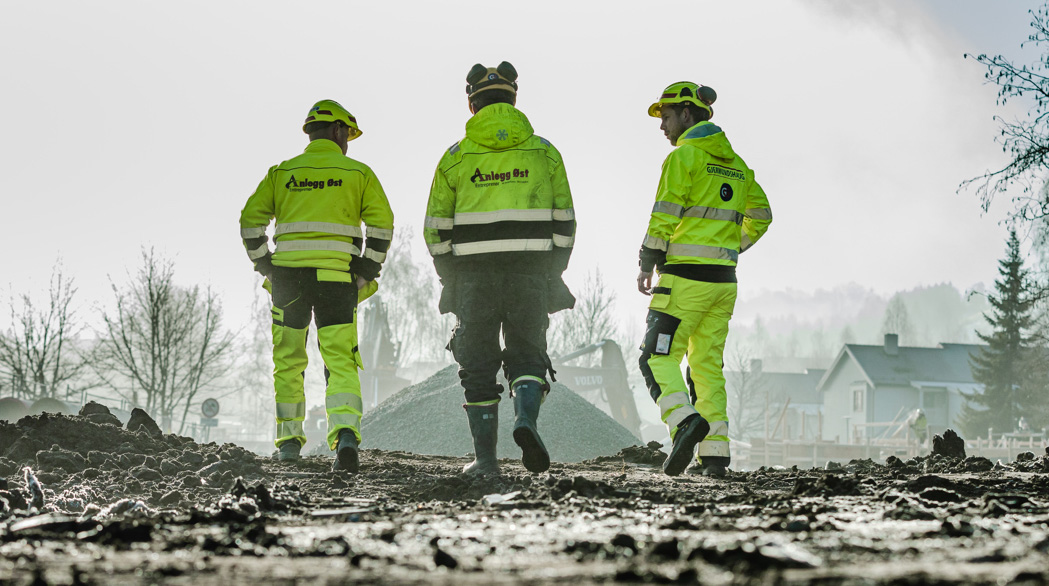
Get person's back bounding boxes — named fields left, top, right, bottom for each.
left=425, top=62, right=575, bottom=477
left=240, top=99, right=394, bottom=473
left=429, top=97, right=573, bottom=278
left=635, top=82, right=772, bottom=477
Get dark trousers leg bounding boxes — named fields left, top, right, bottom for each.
left=502, top=276, right=551, bottom=389
left=451, top=276, right=505, bottom=404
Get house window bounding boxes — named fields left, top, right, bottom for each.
left=925, top=392, right=946, bottom=408
left=851, top=383, right=865, bottom=412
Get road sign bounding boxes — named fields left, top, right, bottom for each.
left=201, top=398, right=220, bottom=418
left=200, top=417, right=218, bottom=427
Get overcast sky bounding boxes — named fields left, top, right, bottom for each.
left=0, top=0, right=1040, bottom=333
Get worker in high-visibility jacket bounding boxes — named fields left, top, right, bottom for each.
left=636, top=82, right=772, bottom=477
left=240, top=99, right=394, bottom=473
left=908, top=408, right=928, bottom=445
left=425, top=62, right=576, bottom=476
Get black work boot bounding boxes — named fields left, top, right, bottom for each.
left=463, top=403, right=500, bottom=476
left=663, top=414, right=710, bottom=477
left=276, top=440, right=301, bottom=461
left=512, top=381, right=550, bottom=473
left=687, top=455, right=730, bottom=477
left=332, top=429, right=359, bottom=473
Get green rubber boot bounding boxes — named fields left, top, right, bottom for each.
left=463, top=403, right=500, bottom=476
left=512, top=381, right=550, bottom=473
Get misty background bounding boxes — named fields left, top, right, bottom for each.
left=1, top=0, right=1046, bottom=444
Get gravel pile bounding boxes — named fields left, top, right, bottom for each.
left=361, top=366, right=639, bottom=462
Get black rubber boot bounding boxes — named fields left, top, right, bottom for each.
left=512, top=381, right=550, bottom=473
left=463, top=403, right=500, bottom=476
left=663, top=414, right=709, bottom=477
left=276, top=440, right=301, bottom=461
left=332, top=429, right=359, bottom=473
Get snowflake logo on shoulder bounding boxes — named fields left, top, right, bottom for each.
left=497, top=129, right=508, bottom=141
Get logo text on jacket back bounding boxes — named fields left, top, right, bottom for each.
left=470, top=167, right=530, bottom=186
left=285, top=175, right=344, bottom=191
left=705, top=165, right=745, bottom=182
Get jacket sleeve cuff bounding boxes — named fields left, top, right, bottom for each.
left=253, top=253, right=274, bottom=277
left=639, top=246, right=665, bottom=273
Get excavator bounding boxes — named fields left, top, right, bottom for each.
left=551, top=339, right=644, bottom=440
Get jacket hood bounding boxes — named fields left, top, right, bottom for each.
left=676, top=121, right=735, bottom=160
left=465, top=103, right=534, bottom=149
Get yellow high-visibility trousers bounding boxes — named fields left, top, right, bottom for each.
left=270, top=267, right=363, bottom=450
left=639, top=273, right=736, bottom=457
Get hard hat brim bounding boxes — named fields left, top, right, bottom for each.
left=648, top=102, right=663, bottom=118
left=300, top=123, right=364, bottom=141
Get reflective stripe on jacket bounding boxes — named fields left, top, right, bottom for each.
left=424, top=103, right=574, bottom=277
left=240, top=139, right=395, bottom=275
left=641, top=121, right=771, bottom=273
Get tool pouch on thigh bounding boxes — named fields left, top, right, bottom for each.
left=640, top=310, right=681, bottom=356
left=546, top=275, right=576, bottom=314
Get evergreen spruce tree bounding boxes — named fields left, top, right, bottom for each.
left=961, top=230, right=1035, bottom=437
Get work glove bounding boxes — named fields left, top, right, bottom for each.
left=350, top=255, right=380, bottom=281
left=253, top=253, right=275, bottom=278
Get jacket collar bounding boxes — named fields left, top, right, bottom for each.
left=304, top=139, right=343, bottom=153
left=676, top=121, right=722, bottom=145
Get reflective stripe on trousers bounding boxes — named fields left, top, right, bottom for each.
left=657, top=391, right=697, bottom=431
left=275, top=401, right=306, bottom=447
left=697, top=420, right=730, bottom=457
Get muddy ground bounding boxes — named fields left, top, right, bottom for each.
left=2, top=408, right=1049, bottom=584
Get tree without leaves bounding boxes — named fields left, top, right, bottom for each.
left=549, top=268, right=619, bottom=367
left=228, top=280, right=274, bottom=439
left=961, top=5, right=1049, bottom=222
left=724, top=346, right=767, bottom=441
left=93, top=249, right=234, bottom=433
left=0, top=265, right=93, bottom=400
left=880, top=295, right=914, bottom=346
left=961, top=230, right=1038, bottom=436
left=363, top=230, right=452, bottom=365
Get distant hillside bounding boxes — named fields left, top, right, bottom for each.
left=728, top=282, right=991, bottom=360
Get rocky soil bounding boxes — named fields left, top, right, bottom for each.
left=1, top=404, right=1049, bottom=584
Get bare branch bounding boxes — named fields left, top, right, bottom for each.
left=961, top=6, right=1049, bottom=223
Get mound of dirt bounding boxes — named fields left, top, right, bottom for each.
left=932, top=429, right=966, bottom=459
left=361, top=366, right=640, bottom=462
left=0, top=405, right=264, bottom=516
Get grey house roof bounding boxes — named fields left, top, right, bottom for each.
left=765, top=369, right=826, bottom=405
left=817, top=342, right=985, bottom=391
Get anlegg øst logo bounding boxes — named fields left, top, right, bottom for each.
left=469, top=167, right=530, bottom=185
left=285, top=176, right=344, bottom=191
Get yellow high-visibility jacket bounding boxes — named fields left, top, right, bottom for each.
left=240, top=139, right=395, bottom=280
left=640, top=121, right=771, bottom=281
left=424, top=103, right=575, bottom=279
